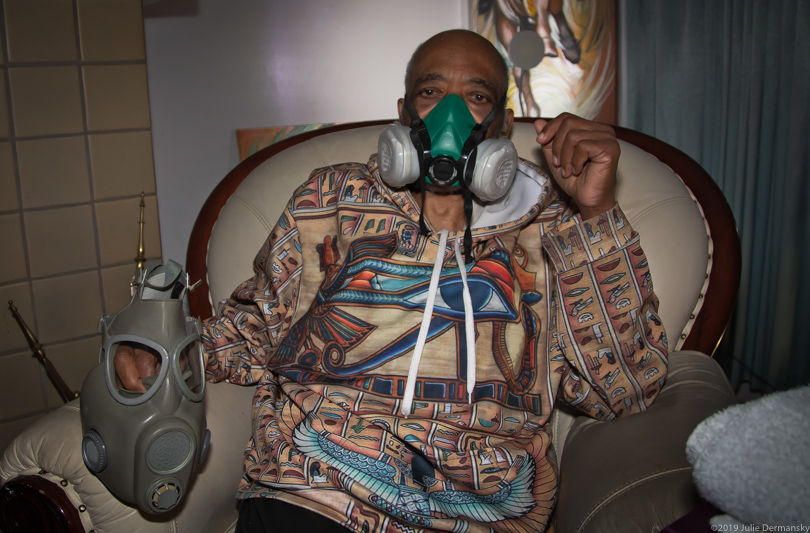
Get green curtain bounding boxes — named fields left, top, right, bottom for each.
left=621, top=0, right=810, bottom=392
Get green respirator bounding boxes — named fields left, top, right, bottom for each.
left=378, top=93, right=516, bottom=197
left=377, top=93, right=518, bottom=261
left=420, top=94, right=478, bottom=186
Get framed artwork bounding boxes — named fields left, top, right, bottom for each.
left=471, top=0, right=617, bottom=123
left=236, top=123, right=335, bottom=161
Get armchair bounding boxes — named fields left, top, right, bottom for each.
left=0, top=120, right=740, bottom=533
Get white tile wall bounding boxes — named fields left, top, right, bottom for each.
left=0, top=0, right=160, bottom=453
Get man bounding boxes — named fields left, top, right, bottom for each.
left=117, top=29, right=667, bottom=533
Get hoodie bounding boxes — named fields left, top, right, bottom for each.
left=202, top=154, right=668, bottom=533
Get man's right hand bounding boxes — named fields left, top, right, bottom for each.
left=113, top=343, right=161, bottom=392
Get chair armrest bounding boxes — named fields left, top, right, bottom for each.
left=554, top=351, right=737, bottom=533
left=0, top=381, right=255, bottom=533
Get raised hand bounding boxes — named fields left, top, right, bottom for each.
left=534, top=113, right=620, bottom=220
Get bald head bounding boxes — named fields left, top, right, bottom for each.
left=404, top=30, right=509, bottom=101
left=398, top=29, right=514, bottom=138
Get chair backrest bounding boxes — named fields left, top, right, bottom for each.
left=187, top=120, right=740, bottom=355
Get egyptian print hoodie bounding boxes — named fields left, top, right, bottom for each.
left=202, top=154, right=669, bottom=533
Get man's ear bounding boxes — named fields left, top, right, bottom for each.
left=397, top=98, right=405, bottom=123
left=501, top=107, right=514, bottom=137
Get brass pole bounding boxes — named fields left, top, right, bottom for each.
left=135, top=191, right=146, bottom=270
left=8, top=301, right=78, bottom=403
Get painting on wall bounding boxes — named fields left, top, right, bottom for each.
left=236, top=123, right=336, bottom=161
left=470, top=0, right=617, bottom=123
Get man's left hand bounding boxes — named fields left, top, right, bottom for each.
left=534, top=113, right=619, bottom=220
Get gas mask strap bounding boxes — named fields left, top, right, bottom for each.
left=405, top=95, right=432, bottom=237
left=459, top=93, right=507, bottom=188
left=404, top=93, right=506, bottom=243
left=459, top=94, right=506, bottom=262
left=418, top=175, right=430, bottom=236
left=404, top=95, right=432, bottom=178
left=462, top=186, right=474, bottom=264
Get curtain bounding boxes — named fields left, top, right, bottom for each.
left=620, top=0, right=810, bottom=392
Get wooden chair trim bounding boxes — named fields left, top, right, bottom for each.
left=0, top=474, right=86, bottom=533
left=186, top=120, right=390, bottom=319
left=610, top=125, right=741, bottom=355
left=186, top=119, right=741, bottom=355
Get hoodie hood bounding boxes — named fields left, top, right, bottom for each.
left=470, top=161, right=549, bottom=229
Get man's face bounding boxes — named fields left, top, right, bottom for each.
left=399, top=32, right=513, bottom=140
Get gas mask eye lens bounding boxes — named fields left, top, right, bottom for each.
left=105, top=339, right=168, bottom=404
left=173, top=334, right=205, bottom=401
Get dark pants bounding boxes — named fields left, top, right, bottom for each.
left=236, top=498, right=348, bottom=533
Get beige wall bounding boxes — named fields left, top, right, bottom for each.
left=0, top=0, right=160, bottom=453
left=144, top=1, right=468, bottom=264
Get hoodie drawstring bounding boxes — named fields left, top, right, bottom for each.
left=453, top=237, right=476, bottom=403
left=400, top=229, right=476, bottom=417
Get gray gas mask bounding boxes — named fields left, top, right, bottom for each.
left=80, top=260, right=210, bottom=514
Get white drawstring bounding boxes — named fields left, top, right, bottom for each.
left=400, top=230, right=477, bottom=417
left=453, top=238, right=476, bottom=403
left=401, top=229, right=449, bottom=417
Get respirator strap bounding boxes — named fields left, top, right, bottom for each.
left=462, top=186, right=474, bottom=264
left=403, top=92, right=507, bottom=250
left=459, top=93, right=506, bottom=188
left=405, top=95, right=433, bottom=237
left=404, top=95, right=432, bottom=178
left=457, top=127, right=480, bottom=263
left=457, top=95, right=505, bottom=263
left=418, top=176, right=430, bottom=236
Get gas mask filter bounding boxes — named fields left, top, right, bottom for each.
left=377, top=93, right=518, bottom=202
left=80, top=260, right=210, bottom=514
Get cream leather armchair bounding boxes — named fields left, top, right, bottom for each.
left=0, top=121, right=740, bottom=533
